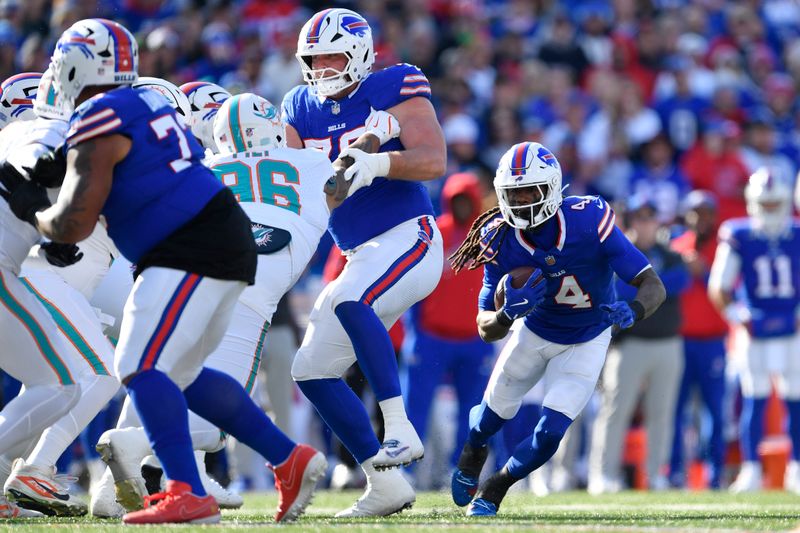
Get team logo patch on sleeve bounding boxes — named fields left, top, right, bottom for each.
left=251, top=223, right=292, bottom=254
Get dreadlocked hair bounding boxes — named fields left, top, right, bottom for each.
left=449, top=206, right=511, bottom=273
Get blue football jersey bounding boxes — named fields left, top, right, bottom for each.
left=718, top=218, right=800, bottom=338
left=477, top=196, right=651, bottom=345
left=281, top=63, right=434, bottom=251
left=66, top=87, right=223, bottom=263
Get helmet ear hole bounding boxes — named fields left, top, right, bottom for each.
left=68, top=67, right=76, bottom=82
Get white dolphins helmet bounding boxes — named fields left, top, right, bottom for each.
left=179, top=81, right=231, bottom=151
left=213, top=93, right=285, bottom=154
left=50, top=18, right=138, bottom=107
left=494, top=142, right=564, bottom=229
left=0, top=72, right=41, bottom=127
left=33, top=68, right=74, bottom=121
left=133, top=76, right=193, bottom=128
left=745, top=167, right=793, bottom=237
left=296, top=8, right=375, bottom=97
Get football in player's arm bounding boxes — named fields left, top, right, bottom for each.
left=447, top=141, right=665, bottom=517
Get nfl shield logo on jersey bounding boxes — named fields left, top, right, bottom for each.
left=545, top=255, right=556, bottom=266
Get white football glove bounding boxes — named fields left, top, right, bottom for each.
left=363, top=107, right=401, bottom=145
left=340, top=147, right=391, bottom=197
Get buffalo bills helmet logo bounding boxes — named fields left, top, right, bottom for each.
left=341, top=15, right=369, bottom=37
left=537, top=146, right=558, bottom=168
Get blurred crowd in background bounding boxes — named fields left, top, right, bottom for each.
left=2, top=0, right=800, bottom=494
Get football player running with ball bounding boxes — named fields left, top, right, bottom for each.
left=448, top=142, right=666, bottom=516
left=282, top=8, right=445, bottom=517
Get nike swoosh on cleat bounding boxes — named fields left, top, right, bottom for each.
left=384, top=446, right=410, bottom=459
left=27, top=480, right=70, bottom=501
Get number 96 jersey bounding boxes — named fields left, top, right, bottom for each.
left=478, top=196, right=651, bottom=345
left=206, top=146, right=332, bottom=268
left=66, top=87, right=223, bottom=263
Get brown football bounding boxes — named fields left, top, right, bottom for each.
left=494, top=266, right=542, bottom=310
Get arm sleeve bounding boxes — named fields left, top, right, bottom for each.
left=370, top=64, right=432, bottom=110
left=708, top=240, right=741, bottom=294
left=478, top=261, right=503, bottom=311
left=66, top=96, right=127, bottom=149
left=602, top=226, right=652, bottom=284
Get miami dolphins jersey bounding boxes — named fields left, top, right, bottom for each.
left=718, top=218, right=800, bottom=338
left=65, top=86, right=223, bottom=263
left=206, top=146, right=333, bottom=269
left=281, top=63, right=435, bottom=251
left=477, top=196, right=651, bottom=345
left=0, top=118, right=67, bottom=274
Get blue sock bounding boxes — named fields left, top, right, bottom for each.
left=184, top=368, right=295, bottom=465
left=297, top=378, right=380, bottom=463
left=740, top=397, right=767, bottom=462
left=126, top=370, right=205, bottom=495
left=505, top=407, right=572, bottom=479
left=467, top=401, right=507, bottom=448
left=786, top=400, right=800, bottom=461
left=335, top=301, right=400, bottom=401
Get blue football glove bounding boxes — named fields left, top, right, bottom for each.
left=600, top=301, right=636, bottom=329
left=501, top=269, right=546, bottom=321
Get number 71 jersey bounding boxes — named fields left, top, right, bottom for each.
left=206, top=147, right=333, bottom=266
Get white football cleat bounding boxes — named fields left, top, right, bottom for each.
left=587, top=474, right=622, bottom=495
left=95, top=428, right=151, bottom=511
left=0, top=495, right=44, bottom=518
left=334, top=468, right=415, bottom=518
left=89, top=467, right=125, bottom=518
left=730, top=461, right=762, bottom=493
left=4, top=459, right=87, bottom=516
left=195, top=451, right=242, bottom=509
left=371, top=421, right=424, bottom=470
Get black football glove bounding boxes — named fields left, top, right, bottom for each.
left=8, top=178, right=51, bottom=227
left=28, top=147, right=67, bottom=188
left=41, top=241, right=83, bottom=267
left=0, top=161, right=27, bottom=202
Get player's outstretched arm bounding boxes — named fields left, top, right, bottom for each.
left=382, top=97, right=446, bottom=181
left=626, top=267, right=666, bottom=321
left=35, top=135, right=129, bottom=243
left=707, top=240, right=740, bottom=311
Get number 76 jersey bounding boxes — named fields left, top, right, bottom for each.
left=206, top=146, right=333, bottom=269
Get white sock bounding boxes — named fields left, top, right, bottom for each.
left=28, top=374, right=119, bottom=469
left=189, top=412, right=226, bottom=452
left=379, top=396, right=409, bottom=427
left=0, top=384, right=79, bottom=455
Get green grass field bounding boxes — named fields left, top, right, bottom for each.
left=2, top=490, right=800, bottom=532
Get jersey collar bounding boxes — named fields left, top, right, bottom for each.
left=314, top=77, right=368, bottom=104
left=515, top=208, right=566, bottom=254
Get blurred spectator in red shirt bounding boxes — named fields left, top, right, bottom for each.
left=406, top=173, right=494, bottom=482
left=681, top=120, right=749, bottom=222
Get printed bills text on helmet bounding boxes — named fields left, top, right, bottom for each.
left=50, top=18, right=138, bottom=107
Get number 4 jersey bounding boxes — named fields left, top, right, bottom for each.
left=478, top=196, right=651, bottom=345
left=66, top=86, right=223, bottom=263
left=206, top=147, right=333, bottom=270
left=717, top=218, right=800, bottom=338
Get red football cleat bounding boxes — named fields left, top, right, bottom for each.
left=121, top=480, right=220, bottom=525
left=271, top=444, right=327, bottom=522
